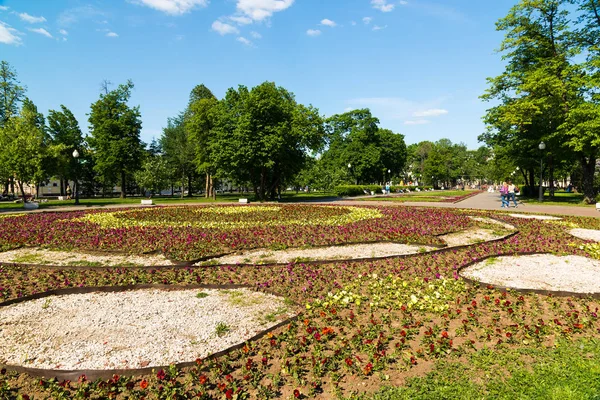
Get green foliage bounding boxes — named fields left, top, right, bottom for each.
left=210, top=82, right=325, bottom=200
left=0, top=61, right=26, bottom=125
left=321, top=109, right=407, bottom=185
left=47, top=105, right=84, bottom=185
left=134, top=156, right=170, bottom=195
left=0, top=100, right=46, bottom=198
left=87, top=80, right=144, bottom=198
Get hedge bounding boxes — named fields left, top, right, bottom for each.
left=334, top=185, right=433, bottom=197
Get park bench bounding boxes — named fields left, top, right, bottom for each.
left=141, top=199, right=153, bottom=205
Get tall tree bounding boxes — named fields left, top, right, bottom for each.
left=88, top=80, right=144, bottom=198
left=0, top=61, right=26, bottom=126
left=0, top=100, right=46, bottom=201
left=160, top=113, right=195, bottom=198
left=47, top=105, right=84, bottom=195
left=211, top=82, right=325, bottom=200
left=185, top=84, right=218, bottom=198
left=481, top=0, right=578, bottom=198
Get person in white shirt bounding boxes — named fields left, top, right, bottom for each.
left=507, top=181, right=518, bottom=208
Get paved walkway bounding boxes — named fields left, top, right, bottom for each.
left=337, top=191, right=600, bottom=218
left=1, top=192, right=598, bottom=218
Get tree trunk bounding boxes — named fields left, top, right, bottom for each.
left=18, top=181, right=26, bottom=203
left=187, top=174, right=193, bottom=197
left=549, top=155, right=555, bottom=198
left=205, top=172, right=210, bottom=199
left=10, top=177, right=14, bottom=195
left=181, top=171, right=185, bottom=199
left=210, top=176, right=216, bottom=200
left=529, top=168, right=536, bottom=196
left=581, top=155, right=596, bottom=204
left=260, top=168, right=266, bottom=201
left=60, top=178, right=64, bottom=196
left=120, top=171, right=126, bottom=199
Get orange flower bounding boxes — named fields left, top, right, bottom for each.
left=140, top=379, right=148, bottom=389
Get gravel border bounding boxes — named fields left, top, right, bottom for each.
left=0, top=248, right=174, bottom=267
left=569, top=228, right=600, bottom=242
left=508, top=214, right=562, bottom=220
left=460, top=254, right=600, bottom=294
left=0, top=288, right=294, bottom=371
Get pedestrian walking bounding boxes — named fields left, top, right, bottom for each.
left=507, top=180, right=518, bottom=208
left=500, top=181, right=509, bottom=208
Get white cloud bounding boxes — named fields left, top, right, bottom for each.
left=347, top=96, right=449, bottom=122
left=18, top=12, right=47, bottom=24
left=106, top=31, right=119, bottom=37
left=236, top=36, right=252, bottom=46
left=58, top=6, right=106, bottom=26
left=0, top=6, right=9, bottom=11
left=372, top=24, right=387, bottom=31
left=236, top=0, right=294, bottom=22
left=0, top=21, right=22, bottom=45
left=211, top=20, right=239, bottom=35
left=320, top=18, right=336, bottom=27
left=371, top=0, right=394, bottom=12
left=306, top=29, right=321, bottom=36
left=399, top=0, right=408, bottom=4
left=250, top=30, right=262, bottom=39
left=130, top=0, right=208, bottom=15
left=404, top=119, right=430, bottom=125
left=229, top=15, right=253, bottom=25
left=362, top=17, right=372, bottom=24
left=351, top=21, right=357, bottom=26
left=28, top=27, right=53, bottom=38
left=413, top=108, right=448, bottom=117
left=59, top=29, right=68, bottom=35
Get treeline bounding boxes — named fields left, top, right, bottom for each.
left=0, top=62, right=413, bottom=201
left=481, top=0, right=600, bottom=203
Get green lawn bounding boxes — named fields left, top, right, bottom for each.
left=352, top=339, right=600, bottom=400
left=520, top=191, right=592, bottom=207
left=358, top=190, right=475, bottom=202
left=0, top=191, right=339, bottom=211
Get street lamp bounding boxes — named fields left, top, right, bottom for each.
left=72, top=149, right=80, bottom=205
left=348, top=163, right=357, bottom=185
left=538, top=142, right=546, bottom=202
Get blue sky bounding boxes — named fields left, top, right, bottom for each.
left=0, top=0, right=516, bottom=149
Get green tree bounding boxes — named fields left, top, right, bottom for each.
left=211, top=82, right=325, bottom=200
left=87, top=80, right=144, bottom=198
left=160, top=113, right=195, bottom=198
left=481, top=0, right=579, bottom=198
left=0, top=61, right=26, bottom=126
left=47, top=105, right=84, bottom=195
left=185, top=84, right=218, bottom=198
left=0, top=100, right=45, bottom=201
left=134, top=156, right=170, bottom=196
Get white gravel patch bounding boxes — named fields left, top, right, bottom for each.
left=461, top=254, right=600, bottom=294
left=569, top=228, right=600, bottom=242
left=509, top=214, right=562, bottom=221
left=198, top=242, right=437, bottom=265
left=468, top=216, right=515, bottom=230
left=0, top=248, right=175, bottom=267
left=0, top=288, right=294, bottom=371
left=439, top=228, right=510, bottom=247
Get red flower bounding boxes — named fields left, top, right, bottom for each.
left=198, top=375, right=208, bottom=385
left=225, top=389, right=233, bottom=399
left=294, top=389, right=301, bottom=398
left=156, top=369, right=166, bottom=380
left=345, top=357, right=353, bottom=366
left=441, top=331, right=449, bottom=339
left=140, top=379, right=149, bottom=389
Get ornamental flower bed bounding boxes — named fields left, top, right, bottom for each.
left=0, top=207, right=599, bottom=399
left=0, top=205, right=472, bottom=261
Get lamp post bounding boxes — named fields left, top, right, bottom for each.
left=538, top=142, right=546, bottom=202
left=72, top=149, right=80, bottom=205
left=348, top=163, right=357, bottom=185
left=387, top=169, right=391, bottom=185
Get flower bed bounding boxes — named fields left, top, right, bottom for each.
left=0, top=208, right=599, bottom=399
left=0, top=205, right=472, bottom=261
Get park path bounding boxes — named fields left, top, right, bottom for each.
left=0, top=191, right=598, bottom=218
left=335, top=191, right=600, bottom=218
